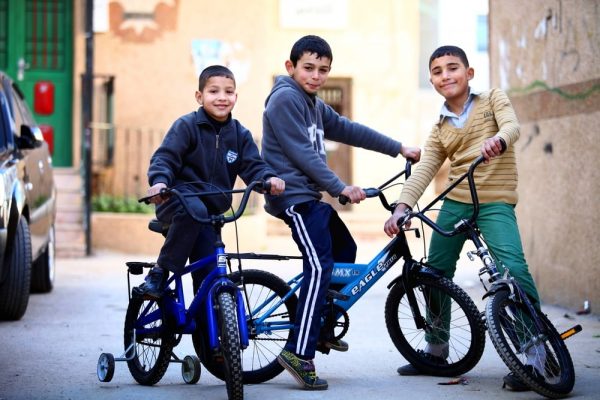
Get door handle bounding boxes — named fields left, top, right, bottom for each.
left=17, top=57, right=30, bottom=81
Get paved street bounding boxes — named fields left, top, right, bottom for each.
left=1, top=237, right=599, bottom=400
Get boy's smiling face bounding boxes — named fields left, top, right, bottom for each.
left=195, top=76, right=237, bottom=122
left=429, top=54, right=474, bottom=104
left=286, top=52, right=331, bottom=95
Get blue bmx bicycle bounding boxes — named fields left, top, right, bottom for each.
left=96, top=180, right=272, bottom=400
left=220, top=161, right=486, bottom=384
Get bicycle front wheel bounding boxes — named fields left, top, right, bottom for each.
left=385, top=274, right=486, bottom=377
left=230, top=269, right=297, bottom=383
left=217, top=292, right=243, bottom=400
left=486, top=289, right=575, bottom=398
left=124, top=297, right=174, bottom=385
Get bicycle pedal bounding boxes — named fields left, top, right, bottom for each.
left=560, top=324, right=582, bottom=340
left=326, top=289, right=349, bottom=301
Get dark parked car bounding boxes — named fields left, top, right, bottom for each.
left=0, top=71, right=56, bottom=320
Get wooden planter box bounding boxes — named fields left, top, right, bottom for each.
left=92, top=212, right=267, bottom=255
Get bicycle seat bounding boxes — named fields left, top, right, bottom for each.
left=126, top=261, right=156, bottom=275
left=148, top=218, right=170, bottom=236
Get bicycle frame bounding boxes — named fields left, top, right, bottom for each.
left=132, top=181, right=271, bottom=353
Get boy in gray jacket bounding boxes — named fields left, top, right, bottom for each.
left=262, top=35, right=421, bottom=390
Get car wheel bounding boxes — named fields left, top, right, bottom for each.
left=0, top=217, right=33, bottom=320
left=31, top=225, right=55, bottom=293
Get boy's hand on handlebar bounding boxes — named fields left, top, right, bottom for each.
left=400, top=146, right=421, bottom=163
left=340, top=185, right=366, bottom=204
left=147, top=183, right=169, bottom=205
left=481, top=136, right=504, bottom=163
left=267, top=177, right=285, bottom=195
left=384, top=203, right=411, bottom=237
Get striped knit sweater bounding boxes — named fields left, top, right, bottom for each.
left=399, top=88, right=520, bottom=207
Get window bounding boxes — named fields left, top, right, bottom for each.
left=476, top=14, right=488, bottom=52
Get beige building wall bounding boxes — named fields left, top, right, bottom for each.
left=72, top=0, right=422, bottom=208
left=489, top=0, right=600, bottom=310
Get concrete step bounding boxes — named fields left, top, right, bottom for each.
left=54, top=168, right=86, bottom=258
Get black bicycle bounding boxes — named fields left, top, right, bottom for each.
left=387, top=155, right=578, bottom=398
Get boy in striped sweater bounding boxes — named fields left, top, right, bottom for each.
left=383, top=45, right=542, bottom=392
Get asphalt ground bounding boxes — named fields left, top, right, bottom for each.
left=1, top=236, right=599, bottom=400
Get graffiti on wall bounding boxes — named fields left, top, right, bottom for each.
left=497, top=0, right=599, bottom=99
left=109, top=0, right=178, bottom=42
left=190, top=40, right=251, bottom=85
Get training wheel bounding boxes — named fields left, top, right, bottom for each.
left=182, top=355, right=201, bottom=384
left=97, top=353, right=115, bottom=382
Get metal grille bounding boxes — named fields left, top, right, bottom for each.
left=25, top=0, right=67, bottom=70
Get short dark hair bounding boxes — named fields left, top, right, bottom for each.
left=198, top=65, right=235, bottom=91
left=429, top=45, right=470, bottom=69
left=289, top=35, right=333, bottom=66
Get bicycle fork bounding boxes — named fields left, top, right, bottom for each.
left=466, top=234, right=581, bottom=343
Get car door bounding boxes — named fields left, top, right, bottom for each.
left=7, top=79, right=54, bottom=256
left=0, top=84, right=16, bottom=272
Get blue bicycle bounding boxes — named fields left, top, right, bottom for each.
left=96, top=180, right=271, bottom=400
left=218, top=162, right=487, bottom=384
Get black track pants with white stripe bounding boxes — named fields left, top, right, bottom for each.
left=279, top=200, right=356, bottom=359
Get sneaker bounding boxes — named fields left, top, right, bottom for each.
left=397, top=350, right=448, bottom=376
left=503, top=365, right=544, bottom=392
left=322, top=339, right=349, bottom=352
left=277, top=350, right=328, bottom=390
left=132, top=266, right=166, bottom=300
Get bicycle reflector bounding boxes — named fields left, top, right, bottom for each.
left=560, top=324, right=582, bottom=340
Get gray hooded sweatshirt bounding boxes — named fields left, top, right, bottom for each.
left=261, top=76, right=403, bottom=216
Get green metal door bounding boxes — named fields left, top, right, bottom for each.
left=0, top=0, right=73, bottom=166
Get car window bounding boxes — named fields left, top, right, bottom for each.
left=10, top=83, right=43, bottom=141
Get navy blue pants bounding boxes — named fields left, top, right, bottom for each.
left=156, top=194, right=217, bottom=292
left=279, top=200, right=356, bottom=359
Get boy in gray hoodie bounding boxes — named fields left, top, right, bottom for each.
left=262, top=35, right=421, bottom=390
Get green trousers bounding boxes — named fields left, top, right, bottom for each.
left=424, top=199, right=540, bottom=344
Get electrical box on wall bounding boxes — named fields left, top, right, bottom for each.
left=34, top=81, right=55, bottom=115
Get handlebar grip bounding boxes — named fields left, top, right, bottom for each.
left=138, top=188, right=171, bottom=204
left=261, top=180, right=272, bottom=193
left=339, top=188, right=380, bottom=205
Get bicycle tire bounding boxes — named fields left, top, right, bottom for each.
left=198, top=269, right=297, bottom=384
left=385, top=274, right=486, bottom=377
left=124, top=297, right=174, bottom=385
left=217, top=292, right=243, bottom=400
left=486, top=289, right=575, bottom=398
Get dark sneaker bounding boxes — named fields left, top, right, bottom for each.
left=277, top=350, right=328, bottom=390
left=322, top=339, right=349, bottom=352
left=503, top=365, right=543, bottom=392
left=397, top=350, right=448, bottom=376
left=132, top=267, right=166, bottom=300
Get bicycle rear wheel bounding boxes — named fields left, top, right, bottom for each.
left=486, top=289, right=575, bottom=398
left=385, top=274, right=486, bottom=377
left=124, top=297, right=174, bottom=385
left=217, top=292, right=243, bottom=400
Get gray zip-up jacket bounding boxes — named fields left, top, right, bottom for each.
left=261, top=76, right=403, bottom=216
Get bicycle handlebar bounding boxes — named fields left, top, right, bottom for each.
left=402, top=155, right=486, bottom=237
left=138, top=180, right=271, bottom=225
left=338, top=159, right=413, bottom=208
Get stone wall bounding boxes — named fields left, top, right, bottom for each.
left=489, top=0, right=600, bottom=310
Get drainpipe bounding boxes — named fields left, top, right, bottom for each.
left=82, top=0, right=94, bottom=256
